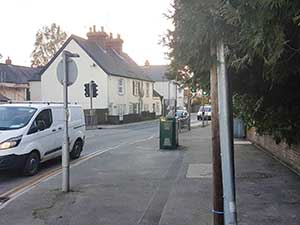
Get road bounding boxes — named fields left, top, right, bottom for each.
left=0, top=113, right=203, bottom=202
left=0, top=120, right=159, bottom=197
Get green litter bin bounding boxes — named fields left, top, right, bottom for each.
left=160, top=117, right=178, bottom=149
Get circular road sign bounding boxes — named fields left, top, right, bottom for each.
left=57, top=59, right=78, bottom=86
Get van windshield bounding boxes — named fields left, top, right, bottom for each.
left=0, top=106, right=37, bottom=130
left=199, top=106, right=211, bottom=112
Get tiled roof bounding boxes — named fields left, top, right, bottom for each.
left=40, top=35, right=153, bottom=82
left=141, top=65, right=169, bottom=81
left=0, top=63, right=41, bottom=84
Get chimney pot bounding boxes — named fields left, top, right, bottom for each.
left=93, top=25, right=96, bottom=32
left=110, top=33, right=113, bottom=39
left=101, top=26, right=104, bottom=32
left=117, top=34, right=121, bottom=39
left=89, top=27, right=92, bottom=32
left=144, top=60, right=150, bottom=67
left=5, top=57, right=12, bottom=65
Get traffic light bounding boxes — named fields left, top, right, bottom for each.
left=191, top=86, right=196, bottom=94
left=91, top=81, right=98, bottom=97
left=84, top=83, right=90, bottom=97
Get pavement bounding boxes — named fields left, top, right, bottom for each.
left=0, top=125, right=299, bottom=225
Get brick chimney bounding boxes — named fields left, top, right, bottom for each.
left=5, top=57, right=12, bottom=65
left=86, top=25, right=108, bottom=47
left=106, top=33, right=123, bottom=54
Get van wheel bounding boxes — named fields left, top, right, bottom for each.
left=70, top=140, right=83, bottom=159
left=23, top=152, right=40, bottom=176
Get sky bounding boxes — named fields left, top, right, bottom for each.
left=0, top=0, right=173, bottom=67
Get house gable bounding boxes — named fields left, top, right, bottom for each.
left=41, top=39, right=109, bottom=109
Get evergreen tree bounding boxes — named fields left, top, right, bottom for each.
left=31, top=23, right=67, bottom=67
left=164, top=0, right=300, bottom=145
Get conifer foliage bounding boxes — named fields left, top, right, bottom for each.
left=165, top=0, right=300, bottom=145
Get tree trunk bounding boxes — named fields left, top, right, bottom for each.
left=210, top=47, right=224, bottom=225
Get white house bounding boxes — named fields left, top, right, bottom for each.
left=36, top=26, right=160, bottom=123
left=141, top=63, right=184, bottom=114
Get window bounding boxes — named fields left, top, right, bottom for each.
left=129, top=104, right=133, bottom=114
left=0, top=107, right=36, bottom=130
left=28, top=109, right=52, bottom=134
left=146, top=83, right=150, bottom=97
left=117, top=104, right=127, bottom=115
left=26, top=88, right=30, bottom=101
left=118, top=79, right=125, bottom=95
left=132, top=81, right=141, bottom=96
left=132, top=81, right=135, bottom=95
left=35, top=109, right=52, bottom=129
left=132, top=103, right=140, bottom=114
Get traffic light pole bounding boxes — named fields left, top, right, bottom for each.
left=89, top=81, right=93, bottom=110
left=89, top=81, right=94, bottom=126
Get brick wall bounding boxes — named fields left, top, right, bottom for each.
left=247, top=128, right=300, bottom=174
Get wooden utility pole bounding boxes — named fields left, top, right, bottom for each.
left=210, top=46, right=224, bottom=225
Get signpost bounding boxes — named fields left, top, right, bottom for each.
left=57, top=50, right=79, bottom=192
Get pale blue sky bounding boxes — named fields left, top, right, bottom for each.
left=0, top=0, right=173, bottom=66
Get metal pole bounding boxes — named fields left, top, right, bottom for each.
left=202, top=94, right=205, bottom=127
left=168, top=81, right=170, bottom=111
left=174, top=78, right=177, bottom=114
left=217, top=40, right=237, bottom=225
left=89, top=81, right=93, bottom=126
left=210, top=45, right=224, bottom=225
left=89, top=81, right=93, bottom=110
left=62, top=52, right=70, bottom=192
left=188, top=96, right=191, bottom=131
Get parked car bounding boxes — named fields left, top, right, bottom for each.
left=175, top=110, right=188, bottom=119
left=197, top=105, right=212, bottom=120
left=0, top=103, right=85, bottom=175
left=175, top=110, right=189, bottom=128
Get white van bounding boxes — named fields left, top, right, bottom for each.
left=197, top=105, right=212, bottom=120
left=0, top=103, right=85, bottom=175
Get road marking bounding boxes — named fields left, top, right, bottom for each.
left=127, top=135, right=155, bottom=145
left=0, top=136, right=154, bottom=210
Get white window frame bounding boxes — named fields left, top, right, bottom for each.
left=146, top=83, right=150, bottom=97
left=118, top=79, right=125, bottom=95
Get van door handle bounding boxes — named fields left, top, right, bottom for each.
left=58, top=127, right=62, bottom=130
left=52, top=129, right=56, bottom=132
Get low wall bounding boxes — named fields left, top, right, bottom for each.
left=84, top=109, right=109, bottom=126
left=108, top=112, right=156, bottom=125
left=247, top=128, right=300, bottom=174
